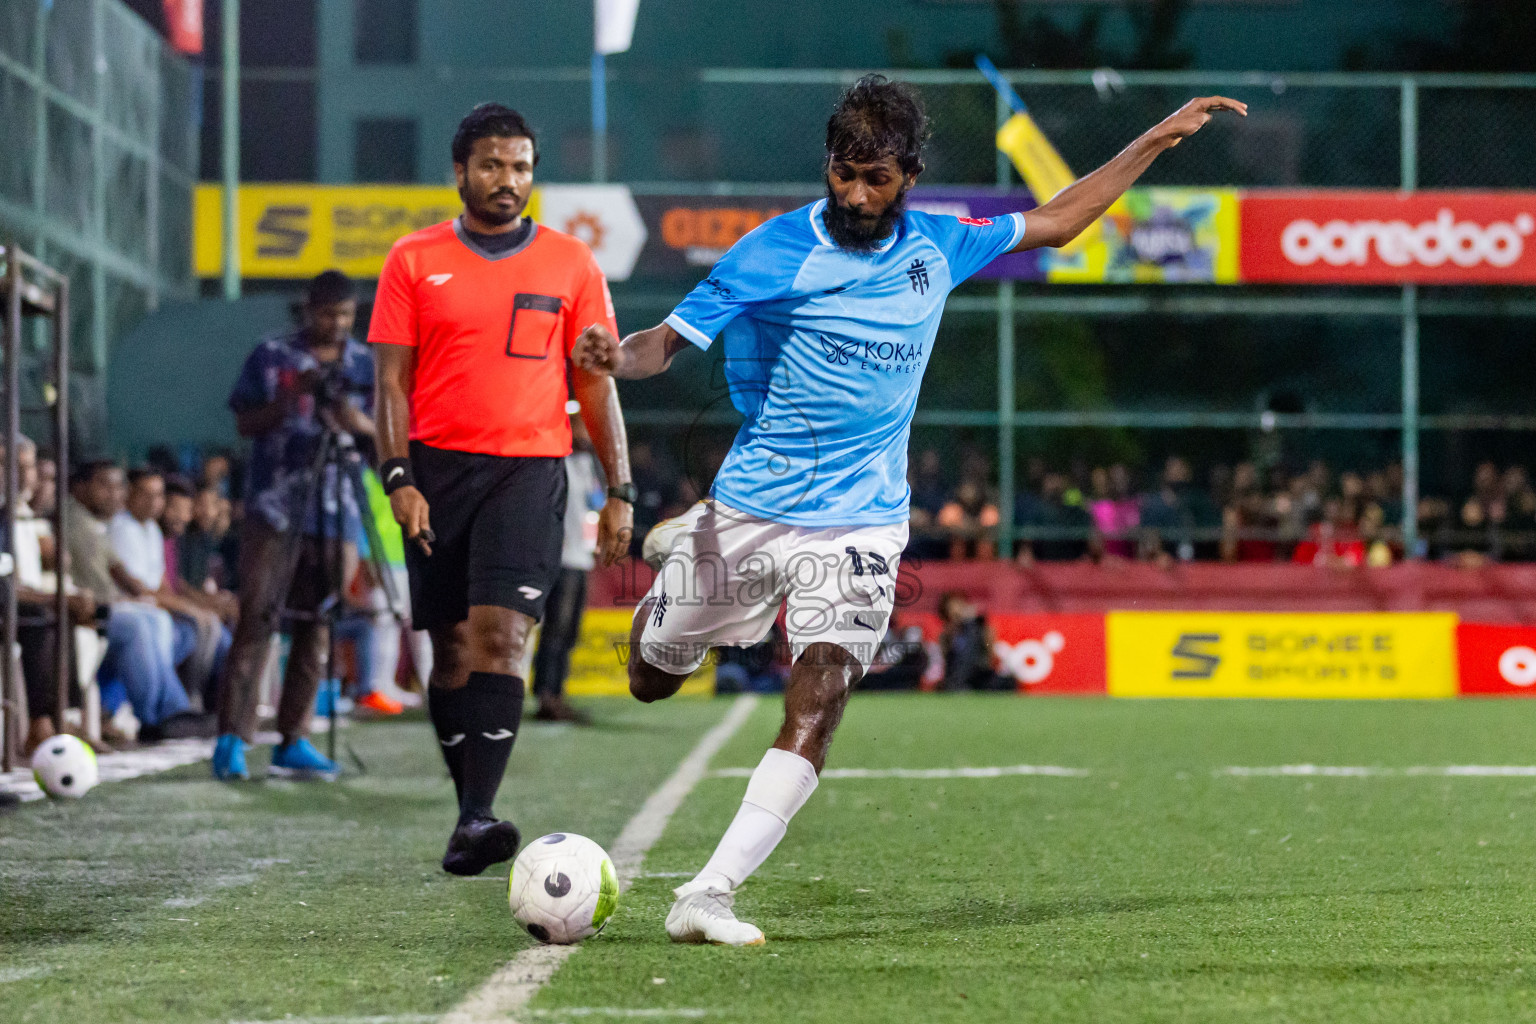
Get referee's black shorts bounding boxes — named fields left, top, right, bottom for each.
left=405, top=441, right=566, bottom=630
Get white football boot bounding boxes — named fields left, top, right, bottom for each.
left=641, top=503, right=704, bottom=570
left=665, top=887, right=766, bottom=946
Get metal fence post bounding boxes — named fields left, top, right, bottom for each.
left=1400, top=77, right=1420, bottom=555
left=2, top=248, right=19, bottom=772
left=998, top=280, right=1016, bottom=557
left=995, top=85, right=1016, bottom=557
left=221, top=0, right=242, bottom=300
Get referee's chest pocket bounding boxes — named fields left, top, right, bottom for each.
left=506, top=293, right=565, bottom=359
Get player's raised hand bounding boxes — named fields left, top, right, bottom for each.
left=595, top=496, right=633, bottom=567
left=1154, top=96, right=1247, bottom=148
left=572, top=323, right=623, bottom=376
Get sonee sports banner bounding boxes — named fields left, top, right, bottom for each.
left=1105, top=612, right=1460, bottom=699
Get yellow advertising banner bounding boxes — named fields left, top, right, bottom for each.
left=1106, top=612, right=1458, bottom=699
left=564, top=608, right=714, bottom=698
left=193, top=184, right=543, bottom=279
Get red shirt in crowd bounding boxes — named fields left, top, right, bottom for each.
left=368, top=218, right=617, bottom=457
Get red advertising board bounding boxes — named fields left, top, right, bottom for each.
left=1456, top=623, right=1536, bottom=696
left=1240, top=191, right=1536, bottom=284
left=907, top=612, right=1106, bottom=694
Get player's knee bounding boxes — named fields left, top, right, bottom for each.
left=627, top=655, right=684, bottom=703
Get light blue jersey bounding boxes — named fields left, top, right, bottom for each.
left=665, top=198, right=1025, bottom=527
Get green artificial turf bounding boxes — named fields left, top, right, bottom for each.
left=10, top=696, right=1536, bottom=1023
left=0, top=701, right=725, bottom=1024
left=538, top=696, right=1536, bottom=1024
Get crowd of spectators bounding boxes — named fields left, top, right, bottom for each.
left=906, top=449, right=1536, bottom=567
left=16, top=443, right=420, bottom=759
left=621, top=435, right=1536, bottom=568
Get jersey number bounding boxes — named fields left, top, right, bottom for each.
left=844, top=547, right=890, bottom=576
left=506, top=293, right=564, bottom=360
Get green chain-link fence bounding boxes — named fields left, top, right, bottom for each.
left=0, top=0, right=198, bottom=451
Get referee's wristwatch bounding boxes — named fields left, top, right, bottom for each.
left=607, top=483, right=638, bottom=505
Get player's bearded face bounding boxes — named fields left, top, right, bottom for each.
left=824, top=155, right=911, bottom=253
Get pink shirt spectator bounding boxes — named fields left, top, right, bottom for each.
left=1090, top=498, right=1140, bottom=557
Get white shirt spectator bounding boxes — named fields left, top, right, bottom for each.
left=109, top=510, right=165, bottom=591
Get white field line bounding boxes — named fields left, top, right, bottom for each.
left=711, top=764, right=1089, bottom=780
left=230, top=1017, right=438, bottom=1024
left=528, top=1011, right=710, bottom=1019
left=0, top=738, right=214, bottom=801
left=1221, top=765, right=1536, bottom=777
left=442, top=694, right=760, bottom=1024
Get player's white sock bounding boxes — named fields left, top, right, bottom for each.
left=677, top=747, right=818, bottom=896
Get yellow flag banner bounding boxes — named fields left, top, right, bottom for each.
left=994, top=111, right=1102, bottom=262
left=1106, top=612, right=1458, bottom=699
left=995, top=112, right=1076, bottom=202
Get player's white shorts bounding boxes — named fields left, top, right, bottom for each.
left=637, top=500, right=908, bottom=675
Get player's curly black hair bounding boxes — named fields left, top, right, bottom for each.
left=824, top=74, right=929, bottom=176
left=451, top=103, right=540, bottom=167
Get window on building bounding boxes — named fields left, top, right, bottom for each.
left=354, top=0, right=416, bottom=64
left=354, top=117, right=417, bottom=182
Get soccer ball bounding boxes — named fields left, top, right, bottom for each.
left=31, top=734, right=98, bottom=799
left=508, top=832, right=619, bottom=944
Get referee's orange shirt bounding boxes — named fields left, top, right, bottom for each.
left=368, top=218, right=617, bottom=457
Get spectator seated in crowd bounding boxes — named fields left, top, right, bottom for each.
left=65, top=460, right=212, bottom=742
left=1016, top=471, right=1092, bottom=563
left=110, top=467, right=233, bottom=712
left=180, top=482, right=239, bottom=593
left=7, top=436, right=107, bottom=756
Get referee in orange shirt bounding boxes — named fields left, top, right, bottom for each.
left=371, top=104, right=634, bottom=876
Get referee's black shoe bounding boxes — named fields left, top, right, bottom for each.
left=442, top=817, right=522, bottom=876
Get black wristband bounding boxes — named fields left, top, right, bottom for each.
left=380, top=457, right=415, bottom=494
left=608, top=482, right=638, bottom=505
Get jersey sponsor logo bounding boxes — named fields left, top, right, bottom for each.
left=957, top=216, right=994, bottom=226
left=818, top=336, right=926, bottom=373
left=518, top=585, right=544, bottom=601
left=906, top=258, right=930, bottom=294
left=426, top=272, right=453, bottom=286
left=481, top=729, right=516, bottom=741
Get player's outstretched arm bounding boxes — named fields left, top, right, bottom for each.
left=1013, top=96, right=1247, bottom=253
left=571, top=322, right=691, bottom=381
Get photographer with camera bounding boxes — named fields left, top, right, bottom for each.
left=212, top=270, right=375, bottom=781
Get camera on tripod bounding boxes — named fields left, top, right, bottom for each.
left=306, top=362, right=358, bottom=416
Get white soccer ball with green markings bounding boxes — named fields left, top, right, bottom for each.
left=31, top=734, right=98, bottom=799
left=508, top=832, right=619, bottom=944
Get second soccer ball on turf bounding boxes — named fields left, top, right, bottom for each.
left=31, top=734, right=98, bottom=799
left=508, top=832, right=619, bottom=944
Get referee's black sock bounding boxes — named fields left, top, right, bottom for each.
left=427, top=684, right=471, bottom=804
left=457, top=671, right=525, bottom=826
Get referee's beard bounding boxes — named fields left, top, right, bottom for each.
left=459, top=182, right=527, bottom=229
left=823, top=182, right=908, bottom=253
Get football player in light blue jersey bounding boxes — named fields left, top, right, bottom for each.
left=573, top=75, right=1244, bottom=945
